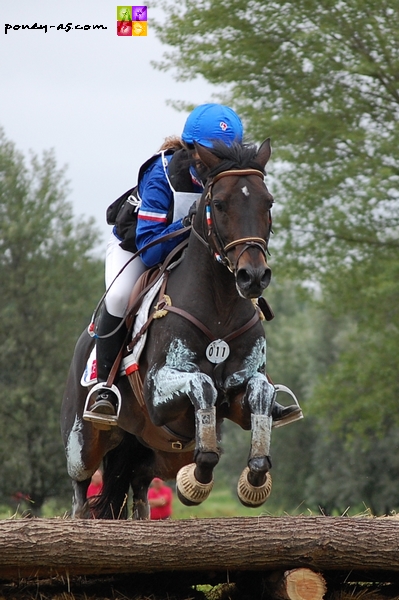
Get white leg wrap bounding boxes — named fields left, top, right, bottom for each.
left=250, top=414, right=272, bottom=458
left=195, top=407, right=217, bottom=452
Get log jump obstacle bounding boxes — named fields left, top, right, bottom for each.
left=1, top=516, right=398, bottom=599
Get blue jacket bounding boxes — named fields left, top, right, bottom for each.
left=136, top=154, right=202, bottom=267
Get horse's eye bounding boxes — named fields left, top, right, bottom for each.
left=213, top=200, right=225, bottom=212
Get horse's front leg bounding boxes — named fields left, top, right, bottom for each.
left=176, top=372, right=220, bottom=505
left=238, top=372, right=275, bottom=507
left=148, top=361, right=219, bottom=506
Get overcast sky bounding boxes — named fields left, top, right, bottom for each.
left=1, top=0, right=217, bottom=247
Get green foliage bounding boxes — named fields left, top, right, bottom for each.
left=307, top=252, right=399, bottom=438
left=153, top=0, right=399, bottom=512
left=0, top=128, right=103, bottom=514
left=305, top=425, right=399, bottom=516
left=154, top=0, right=399, bottom=273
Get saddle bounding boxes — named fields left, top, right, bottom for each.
left=125, top=266, right=162, bottom=331
left=100, top=239, right=197, bottom=453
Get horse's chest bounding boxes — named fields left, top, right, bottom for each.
left=220, top=336, right=266, bottom=390
left=150, top=335, right=266, bottom=393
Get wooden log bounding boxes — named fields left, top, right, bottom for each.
left=268, top=568, right=327, bottom=600
left=0, top=516, right=399, bottom=580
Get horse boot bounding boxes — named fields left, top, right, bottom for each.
left=84, top=307, right=127, bottom=429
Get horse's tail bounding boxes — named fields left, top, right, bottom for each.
left=90, top=433, right=136, bottom=519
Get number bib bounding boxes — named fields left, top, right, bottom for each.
left=205, top=339, right=230, bottom=364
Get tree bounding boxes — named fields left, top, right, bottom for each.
left=153, top=0, right=399, bottom=446
left=0, top=128, right=103, bottom=515
left=305, top=424, right=399, bottom=516
left=1, top=517, right=399, bottom=578
left=154, top=0, right=399, bottom=271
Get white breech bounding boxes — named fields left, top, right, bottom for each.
left=104, top=233, right=147, bottom=318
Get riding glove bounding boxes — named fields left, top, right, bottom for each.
left=182, top=201, right=198, bottom=227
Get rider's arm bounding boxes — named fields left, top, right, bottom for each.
left=135, top=157, right=189, bottom=267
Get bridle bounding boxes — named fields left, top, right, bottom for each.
left=191, top=168, right=273, bottom=273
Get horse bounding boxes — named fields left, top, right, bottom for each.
left=61, top=138, right=280, bottom=519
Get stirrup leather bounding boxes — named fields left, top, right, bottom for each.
left=83, top=382, right=122, bottom=427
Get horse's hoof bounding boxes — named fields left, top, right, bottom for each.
left=237, top=466, right=272, bottom=507
left=176, top=463, right=214, bottom=506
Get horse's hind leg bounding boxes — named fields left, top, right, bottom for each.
left=237, top=373, right=274, bottom=507
left=61, top=330, right=112, bottom=518
left=72, top=479, right=91, bottom=518
left=64, top=412, right=123, bottom=517
left=64, top=414, right=101, bottom=517
left=129, top=444, right=156, bottom=520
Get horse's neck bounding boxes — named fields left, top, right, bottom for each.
left=171, top=234, right=251, bottom=328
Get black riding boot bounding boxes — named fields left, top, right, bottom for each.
left=88, top=307, right=128, bottom=421
left=272, top=402, right=303, bottom=427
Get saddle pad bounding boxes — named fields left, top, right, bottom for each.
left=81, top=346, right=98, bottom=387
left=125, top=274, right=165, bottom=373
left=80, top=275, right=165, bottom=387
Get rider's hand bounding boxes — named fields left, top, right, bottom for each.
left=182, top=200, right=197, bottom=227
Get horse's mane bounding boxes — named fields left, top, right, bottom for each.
left=206, top=141, right=264, bottom=179
left=156, top=139, right=264, bottom=186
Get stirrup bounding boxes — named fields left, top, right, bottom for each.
left=83, top=383, right=122, bottom=427
left=272, top=384, right=303, bottom=429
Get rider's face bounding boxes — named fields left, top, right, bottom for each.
left=191, top=151, right=208, bottom=183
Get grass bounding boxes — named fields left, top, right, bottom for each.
left=1, top=484, right=382, bottom=521
left=0, top=478, right=277, bottom=520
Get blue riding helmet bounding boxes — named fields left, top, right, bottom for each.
left=181, top=103, right=243, bottom=148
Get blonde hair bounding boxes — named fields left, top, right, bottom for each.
left=158, top=136, right=184, bottom=152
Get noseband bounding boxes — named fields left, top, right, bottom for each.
left=191, top=168, right=272, bottom=272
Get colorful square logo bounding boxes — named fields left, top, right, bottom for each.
left=116, top=6, right=147, bottom=36
left=117, top=20, right=132, bottom=35
left=117, top=6, right=132, bottom=20
left=133, top=6, right=147, bottom=21
left=132, top=21, right=147, bottom=36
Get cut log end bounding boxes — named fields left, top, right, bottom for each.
left=273, top=568, right=327, bottom=600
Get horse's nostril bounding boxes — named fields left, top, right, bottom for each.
left=236, top=268, right=252, bottom=290
left=261, top=267, right=272, bottom=289
left=236, top=266, right=272, bottom=294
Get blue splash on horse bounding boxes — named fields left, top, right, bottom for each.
left=61, top=138, right=301, bottom=519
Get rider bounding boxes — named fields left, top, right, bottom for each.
left=84, top=103, right=302, bottom=428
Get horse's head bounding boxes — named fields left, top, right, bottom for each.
left=193, top=139, right=273, bottom=299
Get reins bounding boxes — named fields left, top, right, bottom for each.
left=91, top=166, right=271, bottom=343
left=124, top=167, right=273, bottom=367
left=103, top=165, right=274, bottom=388
left=88, top=225, right=191, bottom=339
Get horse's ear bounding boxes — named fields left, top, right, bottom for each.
left=194, top=143, right=221, bottom=170
left=254, top=138, right=272, bottom=170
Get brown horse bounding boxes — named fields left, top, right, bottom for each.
left=61, top=139, right=282, bottom=519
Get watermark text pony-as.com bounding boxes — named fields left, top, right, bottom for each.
left=4, top=23, right=107, bottom=34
